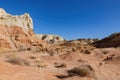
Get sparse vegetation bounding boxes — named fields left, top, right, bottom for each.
left=77, top=59, right=85, bottom=62
left=56, top=65, right=96, bottom=79
left=67, top=67, right=91, bottom=77
left=54, top=62, right=67, bottom=68
left=5, top=52, right=17, bottom=58
left=30, top=56, right=37, bottom=59
left=36, top=64, right=47, bottom=68
left=67, top=65, right=95, bottom=78
left=0, top=48, right=9, bottom=57
left=34, top=60, right=47, bottom=68
left=6, top=57, right=30, bottom=66
left=84, top=50, right=91, bottom=54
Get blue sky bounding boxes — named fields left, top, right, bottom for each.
left=0, top=0, right=120, bottom=40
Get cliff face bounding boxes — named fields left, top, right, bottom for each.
left=0, top=8, right=47, bottom=50
left=0, top=8, right=33, bottom=31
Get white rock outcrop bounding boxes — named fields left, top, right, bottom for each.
left=0, top=8, right=33, bottom=32
left=0, top=8, right=47, bottom=50
left=36, top=34, right=65, bottom=44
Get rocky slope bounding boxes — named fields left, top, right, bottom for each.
left=0, top=8, right=47, bottom=51
left=93, top=33, right=120, bottom=48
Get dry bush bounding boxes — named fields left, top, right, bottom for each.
left=67, top=67, right=91, bottom=77
left=0, top=48, right=10, bottom=57
left=36, top=64, right=47, bottom=68
left=56, top=65, right=96, bottom=79
left=54, top=62, right=67, bottom=68
left=77, top=59, right=85, bottom=62
left=80, top=48, right=91, bottom=54
left=84, top=50, right=91, bottom=54
left=30, top=56, right=37, bottom=59
left=101, top=49, right=109, bottom=55
left=5, top=52, right=17, bottom=58
left=6, top=57, right=30, bottom=66
left=71, top=47, right=76, bottom=52
left=67, top=65, right=96, bottom=79
left=34, top=60, right=47, bottom=68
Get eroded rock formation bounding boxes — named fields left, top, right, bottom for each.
left=36, top=34, right=65, bottom=44
left=0, top=8, right=47, bottom=50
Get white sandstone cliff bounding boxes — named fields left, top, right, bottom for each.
left=0, top=8, right=33, bottom=32
left=0, top=8, right=47, bottom=50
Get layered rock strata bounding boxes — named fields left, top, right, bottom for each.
left=0, top=8, right=47, bottom=50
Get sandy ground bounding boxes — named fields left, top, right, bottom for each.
left=0, top=48, right=120, bottom=80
